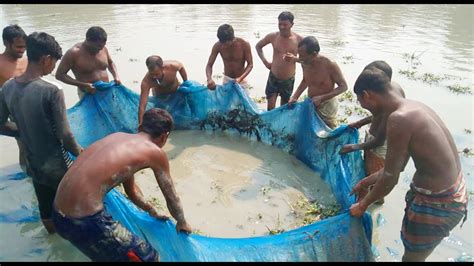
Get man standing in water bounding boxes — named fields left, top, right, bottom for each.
left=0, top=32, right=83, bottom=234
left=349, top=68, right=467, bottom=262
left=0, top=25, right=28, bottom=171
left=340, top=61, right=405, bottom=204
left=206, top=24, right=253, bottom=92
left=255, top=11, right=303, bottom=111
left=138, top=55, right=188, bottom=126
left=55, top=26, right=121, bottom=99
left=287, top=36, right=348, bottom=129
left=52, top=108, right=192, bottom=262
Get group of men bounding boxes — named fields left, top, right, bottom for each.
left=0, top=10, right=468, bottom=262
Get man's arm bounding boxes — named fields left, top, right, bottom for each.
left=151, top=150, right=191, bottom=233
left=138, top=80, right=151, bottom=126
left=255, top=33, right=274, bottom=70
left=55, top=49, right=95, bottom=93
left=122, top=174, right=168, bottom=220
left=50, top=89, right=82, bottom=156
left=177, top=62, right=188, bottom=82
left=236, top=41, right=253, bottom=83
left=0, top=90, right=19, bottom=137
left=105, top=47, right=120, bottom=84
left=350, top=112, right=411, bottom=216
left=288, top=66, right=308, bottom=104
left=311, top=61, right=348, bottom=107
left=205, top=43, right=219, bottom=89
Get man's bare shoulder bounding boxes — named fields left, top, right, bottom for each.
left=164, top=60, right=182, bottom=69
left=387, top=101, right=420, bottom=128
left=293, top=32, right=304, bottom=41
left=236, top=37, right=250, bottom=45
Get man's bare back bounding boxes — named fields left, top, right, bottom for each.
left=55, top=132, right=162, bottom=217
left=390, top=99, right=461, bottom=191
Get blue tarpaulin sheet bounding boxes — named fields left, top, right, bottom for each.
left=1, top=80, right=373, bottom=261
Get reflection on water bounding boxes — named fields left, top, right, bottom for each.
left=0, top=4, right=472, bottom=262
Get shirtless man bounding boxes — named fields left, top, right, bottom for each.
left=255, top=11, right=303, bottom=110
left=349, top=68, right=467, bottom=262
left=339, top=61, right=406, bottom=204
left=0, top=25, right=28, bottom=171
left=138, top=55, right=188, bottom=126
left=0, top=32, right=83, bottom=234
left=0, top=24, right=27, bottom=86
left=52, top=108, right=192, bottom=262
left=287, top=36, right=348, bottom=129
left=55, top=26, right=121, bottom=99
left=206, top=24, right=253, bottom=91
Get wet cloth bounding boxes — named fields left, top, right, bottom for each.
left=316, top=96, right=339, bottom=129
left=401, top=172, right=468, bottom=252
left=52, top=206, right=160, bottom=262
left=264, top=71, right=295, bottom=101
left=0, top=78, right=80, bottom=187
left=363, top=129, right=387, bottom=175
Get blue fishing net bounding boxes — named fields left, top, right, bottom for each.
left=1, top=80, right=373, bottom=261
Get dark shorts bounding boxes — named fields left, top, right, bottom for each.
left=52, top=207, right=160, bottom=262
left=264, top=71, right=295, bottom=101
left=32, top=180, right=57, bottom=220
left=401, top=173, right=468, bottom=252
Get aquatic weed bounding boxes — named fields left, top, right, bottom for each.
left=447, top=84, right=472, bottom=95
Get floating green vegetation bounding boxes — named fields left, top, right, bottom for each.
left=464, top=129, right=472, bottom=134
left=353, top=106, right=370, bottom=117
left=399, top=69, right=417, bottom=80
left=150, top=197, right=164, bottom=210
left=402, top=50, right=425, bottom=69
left=342, top=55, right=354, bottom=64
left=461, top=148, right=474, bottom=157
left=344, top=106, right=353, bottom=116
left=293, top=195, right=341, bottom=226
left=338, top=91, right=355, bottom=103
left=212, top=73, right=223, bottom=80
left=261, top=186, right=271, bottom=195
left=254, top=31, right=260, bottom=39
left=336, top=116, right=348, bottom=125
left=265, top=215, right=285, bottom=235
left=252, top=96, right=266, bottom=103
left=192, top=229, right=207, bottom=236
left=420, top=73, right=443, bottom=85
left=447, top=84, right=472, bottom=95
left=330, top=40, right=347, bottom=47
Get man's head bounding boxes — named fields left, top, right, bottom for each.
left=84, top=26, right=107, bottom=54
left=297, top=36, right=320, bottom=64
left=217, top=24, right=235, bottom=44
left=353, top=68, right=391, bottom=112
left=2, top=24, right=27, bottom=59
left=278, top=11, right=294, bottom=35
left=140, top=108, right=174, bottom=146
left=364, top=60, right=392, bottom=80
left=145, top=55, right=164, bottom=80
left=26, top=32, right=62, bottom=75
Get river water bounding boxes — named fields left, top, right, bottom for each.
left=0, top=4, right=472, bottom=262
